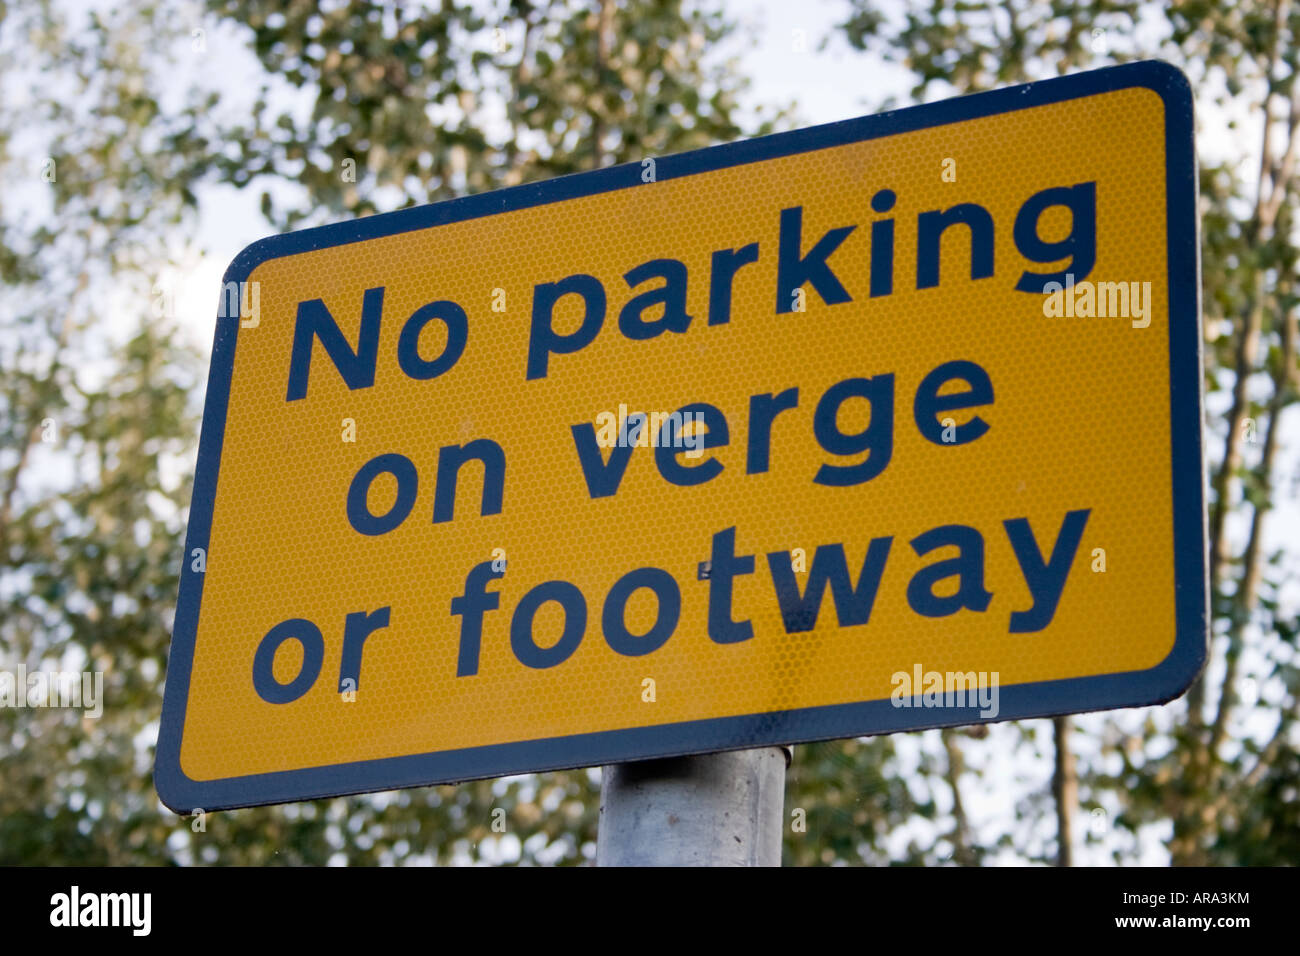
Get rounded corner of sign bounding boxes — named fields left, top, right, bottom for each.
left=1142, top=619, right=1209, bottom=708
left=1124, top=60, right=1194, bottom=114
left=222, top=234, right=283, bottom=287
left=153, top=756, right=204, bottom=816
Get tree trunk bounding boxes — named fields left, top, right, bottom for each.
left=1053, top=716, right=1075, bottom=867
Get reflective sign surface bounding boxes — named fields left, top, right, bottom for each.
left=157, top=61, right=1205, bottom=812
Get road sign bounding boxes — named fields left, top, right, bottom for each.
left=156, top=60, right=1205, bottom=812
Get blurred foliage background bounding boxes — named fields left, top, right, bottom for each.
left=1, top=0, right=1297, bottom=865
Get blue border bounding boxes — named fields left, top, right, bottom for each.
left=155, top=60, right=1206, bottom=813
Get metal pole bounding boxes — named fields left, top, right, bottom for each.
left=596, top=747, right=788, bottom=866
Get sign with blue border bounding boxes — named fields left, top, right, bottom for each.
left=157, top=60, right=1205, bottom=813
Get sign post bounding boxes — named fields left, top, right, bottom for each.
left=157, top=60, right=1204, bottom=868
left=597, top=747, right=788, bottom=866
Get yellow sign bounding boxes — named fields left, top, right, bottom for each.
left=157, top=61, right=1205, bottom=812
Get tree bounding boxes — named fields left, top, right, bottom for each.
left=207, top=0, right=783, bottom=227
left=0, top=0, right=215, bottom=863
left=838, top=0, right=1300, bottom=866
left=3, top=0, right=787, bottom=866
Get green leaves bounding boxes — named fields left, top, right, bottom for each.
left=209, top=0, right=784, bottom=228
left=2, top=0, right=784, bottom=866
left=842, top=0, right=1300, bottom=867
